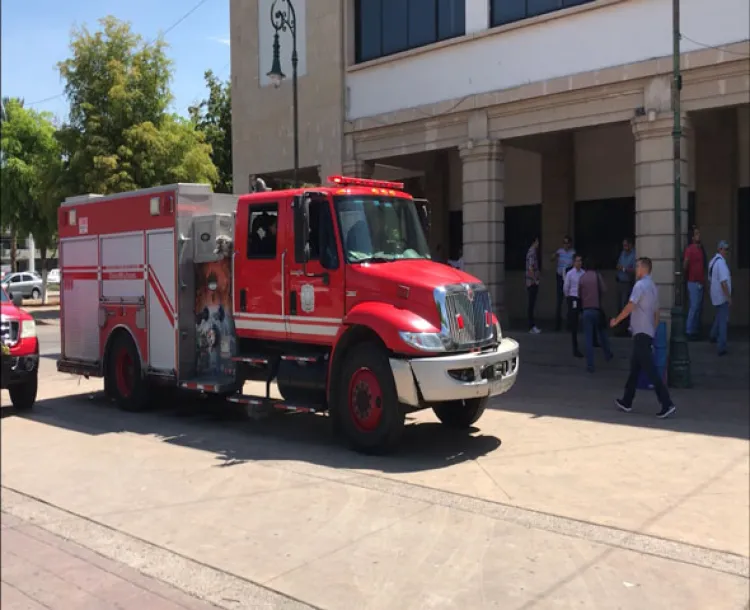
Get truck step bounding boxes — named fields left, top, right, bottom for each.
left=226, top=394, right=322, bottom=417
left=231, top=355, right=269, bottom=366
left=179, top=376, right=237, bottom=394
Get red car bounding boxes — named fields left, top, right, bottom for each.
left=1, top=287, right=39, bottom=409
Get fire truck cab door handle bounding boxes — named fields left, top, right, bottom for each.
left=290, top=290, right=297, bottom=316
left=239, top=288, right=247, bottom=312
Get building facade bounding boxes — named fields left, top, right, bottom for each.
left=230, top=0, right=750, bottom=326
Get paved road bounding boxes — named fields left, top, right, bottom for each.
left=2, top=327, right=749, bottom=609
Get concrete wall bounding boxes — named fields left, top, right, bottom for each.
left=230, top=0, right=346, bottom=190
left=346, top=0, right=750, bottom=119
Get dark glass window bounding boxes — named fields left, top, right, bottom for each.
left=574, top=197, right=635, bottom=270
left=382, top=0, right=409, bottom=55
left=247, top=204, right=279, bottom=259
left=355, top=0, right=465, bottom=63
left=438, top=0, right=465, bottom=38
left=505, top=204, right=542, bottom=271
left=357, top=0, right=383, bottom=62
left=491, top=0, right=594, bottom=27
left=738, top=187, right=750, bottom=269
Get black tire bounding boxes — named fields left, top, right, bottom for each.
left=432, top=397, right=489, bottom=429
left=31, top=288, right=41, bottom=300
left=9, top=374, right=38, bottom=410
left=334, top=341, right=404, bottom=454
left=106, top=333, right=150, bottom=412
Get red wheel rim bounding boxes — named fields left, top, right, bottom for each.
left=348, top=367, right=383, bottom=432
left=115, top=348, right=135, bottom=399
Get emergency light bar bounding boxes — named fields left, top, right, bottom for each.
left=327, top=175, right=405, bottom=190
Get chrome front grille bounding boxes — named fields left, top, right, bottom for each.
left=436, top=284, right=494, bottom=348
left=0, top=319, right=19, bottom=347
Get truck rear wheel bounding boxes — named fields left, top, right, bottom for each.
left=107, top=333, right=150, bottom=412
left=432, top=397, right=488, bottom=429
left=336, top=342, right=404, bottom=454
left=9, top=374, right=37, bottom=411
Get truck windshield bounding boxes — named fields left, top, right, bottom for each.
left=334, top=195, right=431, bottom=263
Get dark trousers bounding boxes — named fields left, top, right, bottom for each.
left=527, top=284, right=538, bottom=329
left=567, top=296, right=580, bottom=353
left=621, top=333, right=673, bottom=409
left=555, top=274, right=565, bottom=330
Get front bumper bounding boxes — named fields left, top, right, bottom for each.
left=389, top=338, right=520, bottom=406
left=1, top=354, right=39, bottom=388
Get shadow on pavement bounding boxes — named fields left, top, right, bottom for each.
left=492, top=365, right=750, bottom=441
left=5, top=393, right=503, bottom=474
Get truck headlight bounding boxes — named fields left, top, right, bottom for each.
left=399, top=331, right=446, bottom=352
left=20, top=319, right=36, bottom=339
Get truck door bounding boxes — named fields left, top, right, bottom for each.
left=286, top=194, right=344, bottom=343
left=233, top=198, right=287, bottom=340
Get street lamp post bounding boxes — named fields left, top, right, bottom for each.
left=667, top=0, right=692, bottom=388
left=267, top=0, right=299, bottom=188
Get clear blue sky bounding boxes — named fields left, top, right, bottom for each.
left=1, top=0, right=231, bottom=121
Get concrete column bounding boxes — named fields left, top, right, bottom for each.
left=341, top=160, right=374, bottom=178
left=459, top=139, right=505, bottom=319
left=631, top=112, right=692, bottom=318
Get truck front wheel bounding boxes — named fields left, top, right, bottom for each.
left=336, top=342, right=404, bottom=454
left=432, top=397, right=488, bottom=429
left=107, top=333, right=150, bottom=412
left=9, top=374, right=38, bottom=410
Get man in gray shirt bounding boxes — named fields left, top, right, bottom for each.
left=609, top=257, right=676, bottom=418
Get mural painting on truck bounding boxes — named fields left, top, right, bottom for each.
left=195, top=259, right=236, bottom=378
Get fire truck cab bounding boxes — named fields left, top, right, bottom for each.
left=57, top=177, right=519, bottom=453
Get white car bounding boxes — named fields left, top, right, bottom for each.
left=47, top=268, right=61, bottom=284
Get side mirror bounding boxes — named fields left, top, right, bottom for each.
left=12, top=293, right=23, bottom=307
left=297, top=196, right=311, bottom=263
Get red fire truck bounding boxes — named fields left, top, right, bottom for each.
left=57, top=176, right=519, bottom=453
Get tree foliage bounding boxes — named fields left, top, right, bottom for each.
left=0, top=97, right=62, bottom=279
left=57, top=16, right=217, bottom=195
left=189, top=70, right=232, bottom=193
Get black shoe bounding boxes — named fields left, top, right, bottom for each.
left=718, top=350, right=728, bottom=357
left=573, top=351, right=584, bottom=358
left=615, top=399, right=632, bottom=413
left=657, top=405, right=676, bottom=419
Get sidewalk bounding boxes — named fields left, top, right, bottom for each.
left=1, top=511, right=222, bottom=610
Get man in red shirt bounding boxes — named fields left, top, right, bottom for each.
left=683, top=226, right=707, bottom=340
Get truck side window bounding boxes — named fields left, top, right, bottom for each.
left=295, top=198, right=339, bottom=270
left=247, top=204, right=278, bottom=259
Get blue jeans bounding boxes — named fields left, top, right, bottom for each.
left=710, top=302, right=729, bottom=353
left=582, top=309, right=613, bottom=371
left=686, top=282, right=703, bottom=336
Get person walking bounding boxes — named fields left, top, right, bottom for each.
left=615, top=239, right=636, bottom=336
left=578, top=258, right=614, bottom=372
left=610, top=257, right=676, bottom=419
left=708, top=240, right=732, bottom=356
left=683, top=226, right=707, bottom=340
left=526, top=237, right=541, bottom=334
left=563, top=254, right=585, bottom=357
left=552, top=236, right=576, bottom=331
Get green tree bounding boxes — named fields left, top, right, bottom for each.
left=189, top=70, right=232, bottom=193
left=0, top=97, right=63, bottom=294
left=57, top=16, right=217, bottom=195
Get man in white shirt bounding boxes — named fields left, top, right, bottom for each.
left=708, top=240, right=732, bottom=356
left=563, top=254, right=586, bottom=357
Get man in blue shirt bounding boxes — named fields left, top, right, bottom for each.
left=610, top=257, right=676, bottom=419
left=615, top=239, right=636, bottom=335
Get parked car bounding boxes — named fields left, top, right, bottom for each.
left=1, top=286, right=39, bottom=409
left=1, top=272, right=43, bottom=300
left=47, top=268, right=61, bottom=284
